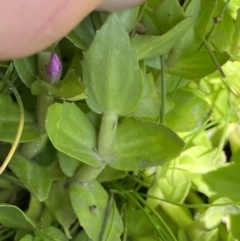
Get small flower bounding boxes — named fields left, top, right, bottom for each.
left=45, top=52, right=62, bottom=84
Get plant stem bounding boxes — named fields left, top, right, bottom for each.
left=97, top=112, right=118, bottom=159
left=0, top=73, right=24, bottom=174
left=203, top=39, right=226, bottom=78
left=19, top=133, right=49, bottom=159
left=74, top=112, right=118, bottom=182
left=19, top=94, right=54, bottom=159
left=36, top=94, right=55, bottom=132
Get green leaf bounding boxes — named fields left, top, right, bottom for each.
left=158, top=168, right=191, bottom=203
left=0, top=94, right=41, bottom=143
left=58, top=151, right=80, bottom=177
left=167, top=50, right=230, bottom=79
left=139, top=238, right=160, bottom=241
left=34, top=226, right=68, bottom=241
left=9, top=153, right=52, bottom=202
left=74, top=231, right=92, bottom=241
left=231, top=9, right=240, bottom=56
left=44, top=181, right=76, bottom=239
left=210, top=0, right=235, bottom=52
left=0, top=61, right=9, bottom=67
left=194, top=229, right=218, bottom=241
left=165, top=90, right=211, bottom=132
left=116, top=7, right=140, bottom=32
left=129, top=73, right=160, bottom=118
left=20, top=234, right=34, bottom=241
left=193, top=162, right=240, bottom=201
left=199, top=198, right=240, bottom=230
left=108, top=118, right=185, bottom=170
left=69, top=180, right=123, bottom=241
left=46, top=102, right=101, bottom=166
left=31, top=69, right=86, bottom=101
left=228, top=214, right=240, bottom=239
left=177, top=146, right=223, bottom=174
left=0, top=204, right=35, bottom=230
left=66, top=15, right=95, bottom=51
left=155, top=0, right=185, bottom=33
left=192, top=0, right=218, bottom=48
left=126, top=210, right=156, bottom=239
left=97, top=165, right=126, bottom=182
left=82, top=13, right=144, bottom=115
left=14, top=55, right=38, bottom=88
left=131, top=17, right=192, bottom=60
left=165, top=0, right=201, bottom=67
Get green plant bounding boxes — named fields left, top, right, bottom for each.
left=0, top=0, right=240, bottom=240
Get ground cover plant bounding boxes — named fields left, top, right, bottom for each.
left=0, top=0, right=240, bottom=240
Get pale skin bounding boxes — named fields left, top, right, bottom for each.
left=0, top=0, right=145, bottom=60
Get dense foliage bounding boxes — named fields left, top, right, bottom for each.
left=0, top=0, right=240, bottom=240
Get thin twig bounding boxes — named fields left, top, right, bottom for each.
left=0, top=72, right=24, bottom=174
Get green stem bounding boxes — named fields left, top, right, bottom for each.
left=36, top=94, right=55, bottom=132
left=160, top=56, right=166, bottom=124
left=183, top=107, right=240, bottom=140
left=0, top=73, right=24, bottom=174
left=133, top=192, right=178, bottom=241
left=19, top=133, right=49, bottom=159
left=206, top=0, right=231, bottom=42
left=169, top=78, right=182, bottom=99
left=74, top=163, right=106, bottom=183
left=203, top=39, right=226, bottom=78
left=97, top=112, right=118, bottom=159
left=74, top=112, right=118, bottom=182
left=25, top=195, right=44, bottom=223
left=198, top=0, right=231, bottom=51
left=19, top=94, right=54, bottom=159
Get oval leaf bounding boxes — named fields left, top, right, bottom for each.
left=9, top=153, right=52, bottom=201
left=165, top=90, right=211, bottom=132
left=46, top=102, right=101, bottom=166
left=14, top=55, right=38, bottom=88
left=0, top=204, right=35, bottom=230
left=82, top=13, right=144, bottom=115
left=44, top=181, right=76, bottom=239
left=66, top=15, right=95, bottom=51
left=69, top=180, right=123, bottom=241
left=108, top=118, right=185, bottom=170
left=167, top=51, right=230, bottom=79
left=131, top=17, right=192, bottom=60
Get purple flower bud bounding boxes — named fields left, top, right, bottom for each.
left=45, top=52, right=62, bottom=84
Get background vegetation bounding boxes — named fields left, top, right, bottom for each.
left=0, top=0, right=240, bottom=240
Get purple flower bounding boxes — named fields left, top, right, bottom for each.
left=45, top=52, right=62, bottom=84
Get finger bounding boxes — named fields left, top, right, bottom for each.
left=0, top=0, right=103, bottom=60
left=96, top=0, right=146, bottom=11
